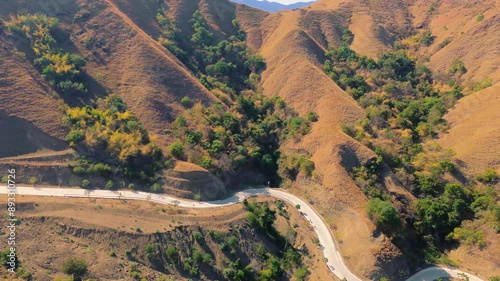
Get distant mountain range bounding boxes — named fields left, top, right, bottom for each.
left=231, top=0, right=314, bottom=12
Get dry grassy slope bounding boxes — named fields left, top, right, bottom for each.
left=438, top=83, right=500, bottom=174
left=0, top=0, right=219, bottom=150
left=408, top=0, right=500, bottom=175
left=0, top=32, right=69, bottom=157
left=448, top=221, right=500, bottom=277
left=411, top=0, right=500, bottom=84
left=306, top=0, right=413, bottom=57
left=2, top=195, right=332, bottom=281
left=83, top=0, right=219, bottom=146
left=233, top=2, right=414, bottom=278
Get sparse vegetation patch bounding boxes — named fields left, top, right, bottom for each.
left=7, top=14, right=87, bottom=93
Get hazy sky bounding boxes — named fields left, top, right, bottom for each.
left=265, top=0, right=316, bottom=4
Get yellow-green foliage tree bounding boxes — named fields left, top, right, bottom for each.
left=65, top=96, right=163, bottom=180
left=7, top=14, right=86, bottom=93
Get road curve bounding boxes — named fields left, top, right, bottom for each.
left=0, top=186, right=484, bottom=281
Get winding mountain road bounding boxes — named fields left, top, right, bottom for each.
left=0, top=186, right=484, bottom=281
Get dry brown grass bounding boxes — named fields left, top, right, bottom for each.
left=438, top=83, right=500, bottom=175
left=0, top=195, right=332, bottom=281
left=411, top=0, right=500, bottom=84
left=0, top=33, right=67, bottom=141
left=235, top=1, right=412, bottom=277
left=447, top=219, right=500, bottom=277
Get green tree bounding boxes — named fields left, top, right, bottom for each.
left=190, top=10, right=213, bottom=47
left=202, top=253, right=212, bottom=264
left=414, top=174, right=440, bottom=196
left=150, top=183, right=163, bottom=193
left=448, top=226, right=485, bottom=247
left=306, top=111, right=318, bottom=122
left=192, top=249, right=202, bottom=263
left=193, top=231, right=203, bottom=241
left=105, top=180, right=114, bottom=190
left=227, top=236, right=238, bottom=249
left=87, top=163, right=112, bottom=176
left=414, top=197, right=465, bottom=239
left=180, top=96, right=192, bottom=108
left=341, top=29, right=354, bottom=44
left=200, top=155, right=212, bottom=169
left=166, top=246, right=177, bottom=259
left=367, top=198, right=401, bottom=235
left=186, top=131, right=202, bottom=145
left=168, top=142, right=184, bottom=159
left=81, top=179, right=90, bottom=188
left=66, top=130, right=84, bottom=145
left=28, top=177, right=37, bottom=186
left=294, top=266, right=309, bottom=281
left=246, top=212, right=258, bottom=227
left=476, top=169, right=499, bottom=184
left=62, top=257, right=88, bottom=281
left=145, top=244, right=154, bottom=258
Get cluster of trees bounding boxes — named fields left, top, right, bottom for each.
left=244, top=200, right=277, bottom=233
left=7, top=14, right=87, bottom=93
left=157, top=10, right=314, bottom=185
left=65, top=96, right=163, bottom=184
left=138, top=225, right=304, bottom=281
left=325, top=41, right=455, bottom=139
left=367, top=198, right=401, bottom=236
left=157, top=10, right=265, bottom=94
left=277, top=153, right=315, bottom=180
left=0, top=250, right=31, bottom=279
left=171, top=95, right=314, bottom=184
left=350, top=158, right=385, bottom=199
left=243, top=199, right=307, bottom=281
left=327, top=30, right=499, bottom=263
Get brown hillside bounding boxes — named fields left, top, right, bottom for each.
left=0, top=0, right=219, bottom=149
left=1, top=195, right=333, bottom=281
left=308, top=0, right=413, bottom=56
left=83, top=0, right=219, bottom=146
left=1, top=0, right=499, bottom=279
left=234, top=1, right=414, bottom=278
left=439, top=83, right=500, bottom=174
left=411, top=0, right=500, bottom=84
left=0, top=32, right=68, bottom=157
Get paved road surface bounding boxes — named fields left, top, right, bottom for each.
left=0, top=186, right=484, bottom=281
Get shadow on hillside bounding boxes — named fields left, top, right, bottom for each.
left=59, top=70, right=109, bottom=108
left=0, top=113, right=68, bottom=158
left=7, top=29, right=109, bottom=108
left=55, top=29, right=110, bottom=107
